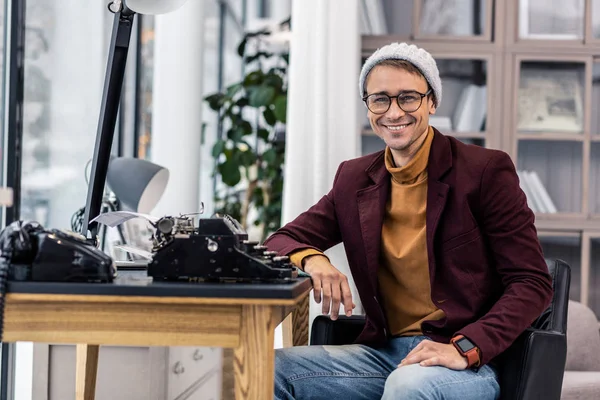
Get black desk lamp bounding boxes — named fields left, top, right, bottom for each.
left=81, top=0, right=187, bottom=241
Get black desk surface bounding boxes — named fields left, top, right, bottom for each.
left=7, top=270, right=312, bottom=300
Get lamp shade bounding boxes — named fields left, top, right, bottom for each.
left=106, top=157, right=169, bottom=214
left=124, top=0, right=188, bottom=14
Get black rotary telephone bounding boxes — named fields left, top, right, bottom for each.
left=0, top=220, right=115, bottom=283
left=0, top=220, right=116, bottom=342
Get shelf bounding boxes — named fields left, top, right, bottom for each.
left=361, top=129, right=485, bottom=138
left=517, top=133, right=585, bottom=141
left=538, top=230, right=580, bottom=238
left=534, top=216, right=600, bottom=232
left=538, top=234, right=581, bottom=247
left=361, top=37, right=495, bottom=55
left=413, top=0, right=492, bottom=42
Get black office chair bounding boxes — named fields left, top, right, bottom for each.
left=310, top=259, right=571, bottom=400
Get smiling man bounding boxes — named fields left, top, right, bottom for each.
left=265, top=42, right=553, bottom=400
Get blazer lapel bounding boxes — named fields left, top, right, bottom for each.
left=426, top=129, right=453, bottom=283
left=356, top=129, right=452, bottom=291
left=357, top=151, right=390, bottom=291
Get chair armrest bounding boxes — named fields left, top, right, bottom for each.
left=310, top=315, right=366, bottom=346
left=497, top=328, right=567, bottom=400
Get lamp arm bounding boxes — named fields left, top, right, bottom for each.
left=81, top=8, right=136, bottom=240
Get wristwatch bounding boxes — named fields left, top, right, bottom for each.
left=451, top=335, right=480, bottom=368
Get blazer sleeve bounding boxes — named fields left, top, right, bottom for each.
left=263, top=162, right=345, bottom=256
left=457, top=152, right=554, bottom=366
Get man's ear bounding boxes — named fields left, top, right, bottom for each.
left=429, top=98, right=437, bottom=115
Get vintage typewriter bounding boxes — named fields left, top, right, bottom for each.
left=147, top=214, right=298, bottom=283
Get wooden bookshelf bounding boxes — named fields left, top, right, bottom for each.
left=362, top=0, right=600, bottom=317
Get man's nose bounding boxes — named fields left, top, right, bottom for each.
left=386, top=98, right=406, bottom=119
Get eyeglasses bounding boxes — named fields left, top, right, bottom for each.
left=362, top=89, right=432, bottom=114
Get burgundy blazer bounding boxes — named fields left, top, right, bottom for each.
left=264, top=128, right=553, bottom=366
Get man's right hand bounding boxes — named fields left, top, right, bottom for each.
left=303, top=255, right=354, bottom=320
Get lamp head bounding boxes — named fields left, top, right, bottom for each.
left=106, top=158, right=169, bottom=214
left=123, top=0, right=188, bottom=14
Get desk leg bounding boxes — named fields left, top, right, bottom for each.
left=75, top=344, right=99, bottom=400
left=282, top=294, right=310, bottom=347
left=293, top=295, right=309, bottom=346
left=234, top=305, right=278, bottom=400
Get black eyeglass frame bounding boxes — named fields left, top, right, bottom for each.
left=362, top=89, right=433, bottom=114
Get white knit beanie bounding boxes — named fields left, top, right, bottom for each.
left=359, top=42, right=442, bottom=108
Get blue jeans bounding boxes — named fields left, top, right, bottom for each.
left=274, top=336, right=500, bottom=400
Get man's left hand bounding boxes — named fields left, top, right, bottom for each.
left=399, top=339, right=468, bottom=370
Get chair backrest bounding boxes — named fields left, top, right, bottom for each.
left=565, top=300, right=600, bottom=371
left=497, top=259, right=571, bottom=400
left=531, top=259, right=571, bottom=333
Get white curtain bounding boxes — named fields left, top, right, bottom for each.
left=284, top=0, right=363, bottom=323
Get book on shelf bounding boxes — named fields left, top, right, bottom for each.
left=429, top=116, right=453, bottom=132
left=517, top=170, right=558, bottom=213
left=452, top=84, right=487, bottom=132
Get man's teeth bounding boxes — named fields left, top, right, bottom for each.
left=387, top=124, right=408, bottom=131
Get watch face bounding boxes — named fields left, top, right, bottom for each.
left=456, top=337, right=475, bottom=353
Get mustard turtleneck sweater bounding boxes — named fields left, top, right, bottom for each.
left=289, top=126, right=445, bottom=336
left=379, top=126, right=445, bottom=336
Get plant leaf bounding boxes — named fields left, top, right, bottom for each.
left=246, top=28, right=269, bottom=38
left=235, top=97, right=249, bottom=108
left=239, top=150, right=257, bottom=167
left=237, top=37, right=247, bottom=57
left=205, top=93, right=226, bottom=111
left=226, top=83, right=243, bottom=98
left=248, top=86, right=275, bottom=107
left=257, top=128, right=270, bottom=140
left=211, top=140, right=226, bottom=158
left=262, top=148, right=277, bottom=164
left=245, top=51, right=274, bottom=64
left=240, top=120, right=253, bottom=135
left=243, top=71, right=264, bottom=87
left=263, top=107, right=276, bottom=126
left=219, top=160, right=241, bottom=187
left=264, top=73, right=283, bottom=92
left=227, top=127, right=243, bottom=142
left=273, top=95, right=287, bottom=123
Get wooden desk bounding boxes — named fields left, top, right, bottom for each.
left=3, top=271, right=312, bottom=400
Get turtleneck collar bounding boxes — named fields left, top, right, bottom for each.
left=384, top=126, right=434, bottom=185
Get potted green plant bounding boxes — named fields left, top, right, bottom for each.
left=205, top=22, right=289, bottom=242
